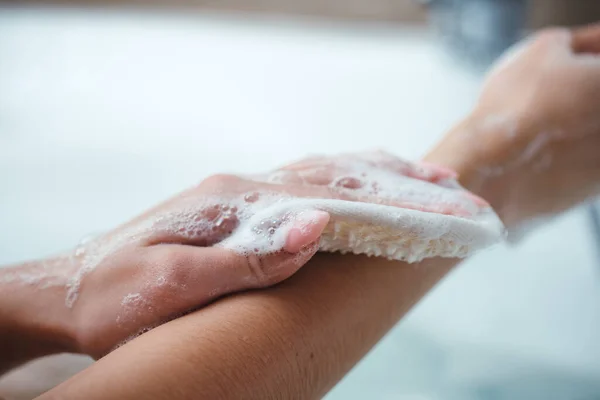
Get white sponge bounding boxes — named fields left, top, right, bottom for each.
left=218, top=151, right=506, bottom=262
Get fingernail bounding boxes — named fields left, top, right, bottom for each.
left=284, top=210, right=330, bottom=253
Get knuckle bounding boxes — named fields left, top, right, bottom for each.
left=200, top=173, right=242, bottom=190
left=332, top=176, right=363, bottom=189
left=145, top=247, right=194, bottom=288
left=244, top=254, right=279, bottom=287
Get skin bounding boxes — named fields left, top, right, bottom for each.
left=2, top=23, right=600, bottom=400
left=37, top=255, right=457, bottom=400
left=0, top=153, right=458, bottom=373
left=429, top=25, right=600, bottom=228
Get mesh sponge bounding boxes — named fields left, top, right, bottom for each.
left=221, top=198, right=506, bottom=264
left=318, top=205, right=504, bottom=263
left=222, top=152, right=507, bottom=263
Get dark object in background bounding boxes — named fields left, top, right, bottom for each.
left=529, top=0, right=600, bottom=30
left=425, top=0, right=528, bottom=68
left=423, top=0, right=600, bottom=67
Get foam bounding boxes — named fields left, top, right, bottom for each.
left=218, top=152, right=506, bottom=262
left=218, top=197, right=504, bottom=263
left=50, top=152, right=507, bottom=307
left=0, top=257, right=73, bottom=289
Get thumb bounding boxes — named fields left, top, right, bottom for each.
left=219, top=209, right=331, bottom=289
left=152, top=210, right=330, bottom=310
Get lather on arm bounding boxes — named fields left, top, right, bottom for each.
left=30, top=141, right=498, bottom=400
left=5, top=171, right=449, bottom=373
left=0, top=151, right=459, bottom=377
left=40, top=24, right=600, bottom=399
left=27, top=150, right=487, bottom=400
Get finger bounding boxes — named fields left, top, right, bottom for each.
left=146, top=203, right=240, bottom=247
left=280, top=155, right=329, bottom=171
left=290, top=182, right=476, bottom=216
left=411, top=161, right=459, bottom=182
left=354, top=151, right=459, bottom=183
left=257, top=174, right=477, bottom=217
left=119, top=241, right=320, bottom=342
left=572, top=23, right=600, bottom=54
left=279, top=151, right=459, bottom=186
left=146, top=240, right=320, bottom=312
left=284, top=210, right=330, bottom=253
left=279, top=163, right=339, bottom=186
left=270, top=160, right=481, bottom=216
left=283, top=156, right=458, bottom=187
left=267, top=164, right=358, bottom=188
left=144, top=208, right=330, bottom=305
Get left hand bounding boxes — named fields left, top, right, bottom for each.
left=427, top=24, right=600, bottom=228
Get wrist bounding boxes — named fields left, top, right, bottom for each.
left=424, top=111, right=541, bottom=229
left=0, top=258, right=79, bottom=367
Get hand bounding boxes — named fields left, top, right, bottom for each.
left=427, top=24, right=600, bottom=228
left=266, top=150, right=486, bottom=215
left=68, top=174, right=333, bottom=358
left=2, top=153, right=464, bottom=362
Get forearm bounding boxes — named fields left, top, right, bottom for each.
left=40, top=253, right=457, bottom=399
left=0, top=259, right=75, bottom=374
left=40, top=118, right=493, bottom=399
left=431, top=118, right=600, bottom=233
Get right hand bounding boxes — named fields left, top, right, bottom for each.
left=64, top=153, right=469, bottom=358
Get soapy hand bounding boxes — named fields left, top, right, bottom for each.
left=57, top=154, right=465, bottom=358
left=428, top=24, right=600, bottom=228
left=268, top=150, right=488, bottom=216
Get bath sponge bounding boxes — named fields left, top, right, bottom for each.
left=220, top=152, right=506, bottom=263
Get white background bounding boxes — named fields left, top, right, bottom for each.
left=1, top=7, right=599, bottom=399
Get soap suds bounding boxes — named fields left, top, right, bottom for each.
left=121, top=292, right=143, bottom=306
left=219, top=197, right=503, bottom=263
left=65, top=220, right=155, bottom=307
left=8, top=152, right=506, bottom=309
left=0, top=256, right=75, bottom=289
left=219, top=153, right=505, bottom=261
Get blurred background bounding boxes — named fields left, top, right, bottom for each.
left=1, top=0, right=600, bottom=399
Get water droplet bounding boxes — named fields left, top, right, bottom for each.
left=268, top=227, right=276, bottom=235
